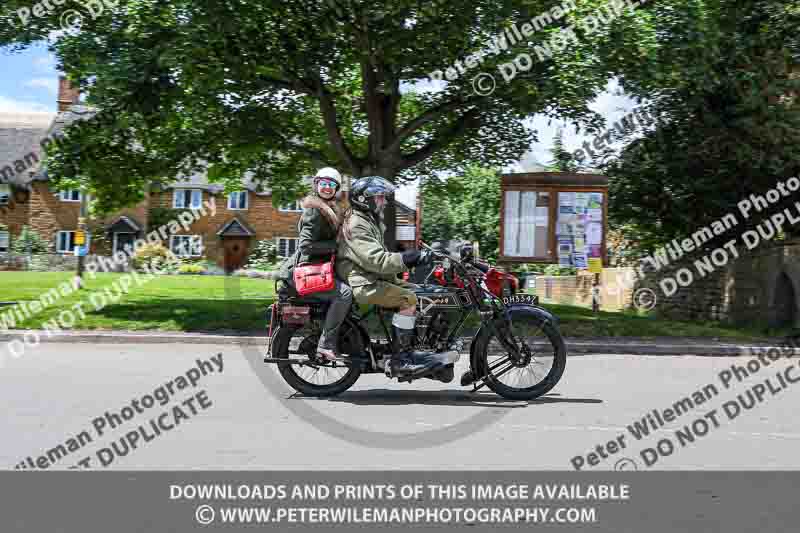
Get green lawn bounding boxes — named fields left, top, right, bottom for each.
left=0, top=272, right=782, bottom=339
left=540, top=303, right=782, bottom=340
left=0, top=272, right=274, bottom=332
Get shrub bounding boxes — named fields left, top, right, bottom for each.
left=178, top=264, right=205, bottom=275
left=244, top=239, right=280, bottom=271
left=543, top=264, right=578, bottom=276
left=11, top=226, right=51, bottom=254
left=131, top=243, right=178, bottom=272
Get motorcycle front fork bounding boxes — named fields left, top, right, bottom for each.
left=487, top=312, right=524, bottom=363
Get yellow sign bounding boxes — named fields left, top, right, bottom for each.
left=588, top=258, right=602, bottom=273
left=74, top=231, right=86, bottom=245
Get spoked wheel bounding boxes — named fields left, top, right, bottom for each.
left=270, top=323, right=362, bottom=397
left=473, top=311, right=566, bottom=401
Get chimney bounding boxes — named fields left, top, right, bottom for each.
left=57, top=76, right=81, bottom=111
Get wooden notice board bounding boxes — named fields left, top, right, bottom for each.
left=499, top=172, right=609, bottom=266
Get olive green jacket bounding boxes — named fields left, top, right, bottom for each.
left=336, top=209, right=408, bottom=288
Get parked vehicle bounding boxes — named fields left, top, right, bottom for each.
left=263, top=242, right=566, bottom=401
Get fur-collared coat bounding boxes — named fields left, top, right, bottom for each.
left=275, top=194, right=342, bottom=280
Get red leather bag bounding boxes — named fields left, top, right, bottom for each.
left=293, top=255, right=336, bottom=295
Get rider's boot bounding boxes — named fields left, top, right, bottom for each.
left=389, top=314, right=450, bottom=377
left=389, top=324, right=425, bottom=376
left=388, top=314, right=426, bottom=375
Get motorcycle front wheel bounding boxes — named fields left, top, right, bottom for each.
left=472, top=311, right=566, bottom=401
left=270, top=324, right=362, bottom=397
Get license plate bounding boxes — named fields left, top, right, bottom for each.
left=502, top=294, right=539, bottom=306
left=281, top=305, right=310, bottom=325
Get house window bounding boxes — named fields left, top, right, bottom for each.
left=173, top=189, right=202, bottom=209
left=0, top=184, right=10, bottom=205
left=0, top=231, right=9, bottom=252
left=276, top=237, right=299, bottom=257
left=170, top=235, right=203, bottom=257
left=279, top=200, right=302, bottom=212
left=59, top=190, right=81, bottom=202
left=56, top=231, right=80, bottom=253
left=228, top=191, right=248, bottom=210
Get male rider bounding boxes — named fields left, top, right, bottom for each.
left=337, top=176, right=446, bottom=376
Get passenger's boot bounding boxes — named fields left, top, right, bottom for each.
left=316, top=324, right=342, bottom=362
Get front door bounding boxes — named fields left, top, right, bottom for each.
left=223, top=237, right=250, bottom=273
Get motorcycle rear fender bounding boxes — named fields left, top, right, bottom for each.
left=469, top=304, right=559, bottom=375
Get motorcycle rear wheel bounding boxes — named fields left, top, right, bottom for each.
left=473, top=314, right=566, bottom=401
left=270, top=324, right=362, bottom=397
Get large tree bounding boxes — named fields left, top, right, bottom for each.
left=0, top=0, right=648, bottom=230
left=597, top=0, right=800, bottom=252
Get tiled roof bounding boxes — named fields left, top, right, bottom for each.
left=14, top=104, right=313, bottom=194
left=30, top=105, right=98, bottom=183
left=0, top=111, right=56, bottom=186
left=165, top=169, right=292, bottom=195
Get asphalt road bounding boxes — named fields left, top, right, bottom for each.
left=2, top=341, right=800, bottom=471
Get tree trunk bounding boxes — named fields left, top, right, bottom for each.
left=383, top=201, right=397, bottom=251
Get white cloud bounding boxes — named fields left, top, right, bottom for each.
left=32, top=54, right=57, bottom=74
left=24, top=77, right=59, bottom=95
left=396, top=180, right=418, bottom=209
left=0, top=95, right=53, bottom=113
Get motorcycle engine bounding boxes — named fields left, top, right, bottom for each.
left=420, top=311, right=452, bottom=351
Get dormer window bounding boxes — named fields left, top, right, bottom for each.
left=228, top=191, right=248, bottom=210
left=173, top=189, right=202, bottom=209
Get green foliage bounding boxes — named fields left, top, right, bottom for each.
left=513, top=262, right=576, bottom=275
left=543, top=264, right=578, bottom=276
left=599, top=0, right=800, bottom=253
left=11, top=226, right=50, bottom=254
left=546, top=127, right=580, bottom=172
left=244, top=239, right=280, bottom=271
left=0, top=0, right=642, bottom=212
left=421, top=166, right=501, bottom=261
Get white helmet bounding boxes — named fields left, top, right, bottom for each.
left=315, top=167, right=342, bottom=183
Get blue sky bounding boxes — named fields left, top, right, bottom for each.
left=0, top=43, right=639, bottom=207
left=0, top=45, right=60, bottom=113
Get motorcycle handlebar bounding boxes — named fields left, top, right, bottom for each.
left=419, top=240, right=489, bottom=273
left=472, top=260, right=490, bottom=273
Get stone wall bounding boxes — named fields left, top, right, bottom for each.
left=635, top=240, right=800, bottom=328
left=0, top=252, right=122, bottom=272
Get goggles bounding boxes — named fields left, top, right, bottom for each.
left=316, top=179, right=339, bottom=189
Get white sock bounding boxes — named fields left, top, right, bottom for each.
left=392, top=313, right=416, bottom=330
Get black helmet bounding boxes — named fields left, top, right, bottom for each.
left=349, top=176, right=396, bottom=216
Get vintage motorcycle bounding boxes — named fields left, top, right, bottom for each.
left=263, top=242, right=566, bottom=401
